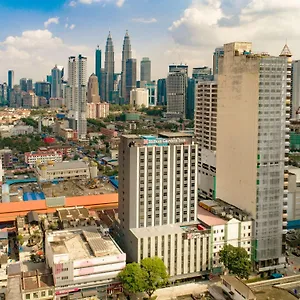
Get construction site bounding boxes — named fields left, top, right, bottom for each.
left=41, top=178, right=116, bottom=198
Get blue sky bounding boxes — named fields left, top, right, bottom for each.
left=0, top=0, right=299, bottom=82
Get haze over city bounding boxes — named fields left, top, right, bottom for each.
left=0, top=0, right=298, bottom=81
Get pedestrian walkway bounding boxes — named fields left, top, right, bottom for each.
left=153, top=282, right=208, bottom=299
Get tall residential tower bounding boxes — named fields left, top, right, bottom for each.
left=216, top=42, right=291, bottom=271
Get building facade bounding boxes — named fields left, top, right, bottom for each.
left=51, top=65, right=62, bottom=98
left=87, top=74, right=100, bottom=104
left=45, top=227, right=125, bottom=299
left=95, top=46, right=102, bottom=98
left=216, top=42, right=291, bottom=271
left=104, top=32, right=115, bottom=102
left=121, top=31, right=132, bottom=100
left=25, top=150, right=63, bottom=167
left=125, top=58, right=137, bottom=103
left=213, top=47, right=224, bottom=76
left=86, top=102, right=109, bottom=119
left=195, top=81, right=218, bottom=199
left=130, top=88, right=149, bottom=108
left=166, top=65, right=188, bottom=119
left=292, top=60, right=300, bottom=119
left=0, top=148, right=13, bottom=168
left=35, top=82, right=51, bottom=100
left=66, top=55, right=87, bottom=140
left=35, top=161, right=92, bottom=181
left=140, top=57, right=151, bottom=83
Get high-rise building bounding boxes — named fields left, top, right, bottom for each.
left=186, top=78, right=195, bottom=120
left=100, top=68, right=106, bottom=101
left=192, top=67, right=213, bottom=81
left=35, top=82, right=51, bottom=100
left=20, top=78, right=27, bottom=92
left=125, top=58, right=137, bottom=103
left=157, top=78, right=167, bottom=105
left=166, top=64, right=188, bottom=118
left=95, top=46, right=102, bottom=98
left=27, top=79, right=33, bottom=91
left=8, top=70, right=14, bottom=90
left=118, top=132, right=202, bottom=276
left=145, top=81, right=156, bottom=106
left=194, top=81, right=217, bottom=199
left=216, top=42, right=291, bottom=271
left=7, top=70, right=14, bottom=106
left=292, top=60, right=300, bottom=119
left=78, top=55, right=87, bottom=139
left=121, top=31, right=132, bottom=99
left=46, top=75, right=52, bottom=85
left=104, top=32, right=115, bottom=102
left=130, top=88, right=149, bottom=108
left=0, top=84, right=8, bottom=106
left=87, top=73, right=100, bottom=104
left=119, top=132, right=197, bottom=231
left=51, top=65, right=62, bottom=98
left=213, top=47, right=224, bottom=76
left=66, top=55, right=88, bottom=140
left=140, top=57, right=151, bottom=83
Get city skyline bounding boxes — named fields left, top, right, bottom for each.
left=0, top=0, right=299, bottom=82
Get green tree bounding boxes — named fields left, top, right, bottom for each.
left=140, top=257, right=169, bottom=298
left=118, top=262, right=146, bottom=298
left=219, top=244, right=251, bottom=279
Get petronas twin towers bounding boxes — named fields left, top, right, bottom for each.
left=102, top=31, right=132, bottom=102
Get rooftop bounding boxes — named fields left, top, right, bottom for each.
left=158, top=132, right=194, bottom=138
left=131, top=222, right=210, bottom=238
left=48, top=227, right=122, bottom=260
left=57, top=206, right=90, bottom=222
left=289, top=166, right=300, bottom=182
left=198, top=206, right=227, bottom=226
left=38, top=160, right=88, bottom=171
left=222, top=276, right=255, bottom=299
left=198, top=198, right=252, bottom=224
left=21, top=269, right=54, bottom=291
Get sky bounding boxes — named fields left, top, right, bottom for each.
left=0, top=0, right=299, bottom=83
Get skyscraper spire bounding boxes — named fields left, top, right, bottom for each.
left=104, top=32, right=115, bottom=102
left=121, top=30, right=132, bottom=100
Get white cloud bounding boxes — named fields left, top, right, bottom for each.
left=131, top=17, right=157, bottom=24
left=69, top=1, right=77, bottom=7
left=0, top=29, right=92, bottom=82
left=116, top=0, right=125, bottom=7
left=65, top=23, right=69, bottom=28
left=168, top=0, right=300, bottom=69
left=44, top=17, right=59, bottom=28
left=69, top=24, right=76, bottom=30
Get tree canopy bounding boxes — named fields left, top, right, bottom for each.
left=118, top=257, right=169, bottom=298
left=219, top=244, right=251, bottom=279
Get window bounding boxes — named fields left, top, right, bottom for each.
left=62, top=276, right=68, bottom=280
left=41, top=291, right=46, bottom=297
left=33, top=292, right=39, bottom=299
left=26, top=294, right=31, bottom=300
left=48, top=290, right=53, bottom=296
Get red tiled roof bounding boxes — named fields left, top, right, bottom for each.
left=0, top=193, right=118, bottom=223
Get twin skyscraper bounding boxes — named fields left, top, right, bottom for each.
left=95, top=31, right=151, bottom=104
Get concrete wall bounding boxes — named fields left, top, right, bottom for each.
left=216, top=43, right=260, bottom=217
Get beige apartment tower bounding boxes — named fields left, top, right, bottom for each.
left=87, top=73, right=100, bottom=103
left=216, top=42, right=291, bottom=271
left=195, top=81, right=217, bottom=199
